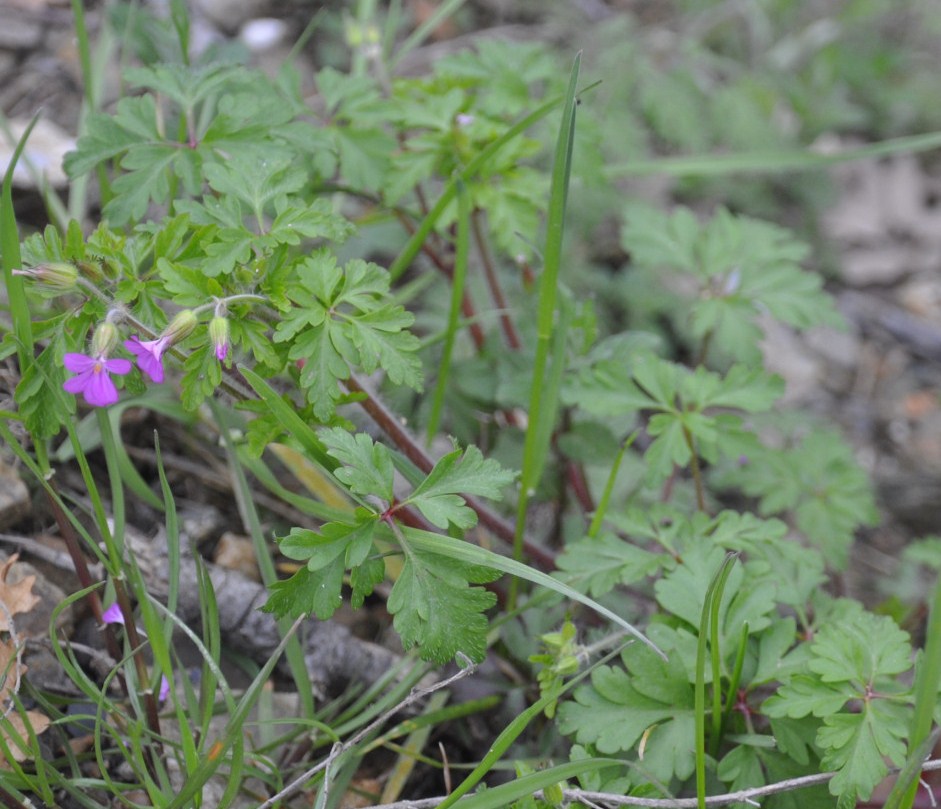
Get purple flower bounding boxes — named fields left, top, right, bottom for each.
left=124, top=336, right=171, bottom=383
left=63, top=353, right=133, bottom=407
left=101, top=603, right=171, bottom=704
left=158, top=675, right=170, bottom=702
left=101, top=602, right=124, bottom=625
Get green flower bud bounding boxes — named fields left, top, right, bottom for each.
left=163, top=310, right=198, bottom=344
left=209, top=316, right=230, bottom=362
left=12, top=262, right=78, bottom=292
left=91, top=322, right=120, bottom=358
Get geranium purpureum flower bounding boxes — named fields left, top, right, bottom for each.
left=101, top=602, right=124, bottom=624
left=101, top=603, right=170, bottom=703
left=62, top=353, right=132, bottom=407
left=124, top=310, right=196, bottom=383
left=124, top=336, right=171, bottom=383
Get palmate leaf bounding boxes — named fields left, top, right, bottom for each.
left=819, top=701, right=909, bottom=806
left=620, top=205, right=842, bottom=363
left=267, top=519, right=381, bottom=620
left=554, top=533, right=668, bottom=597
left=320, top=427, right=395, bottom=502
left=557, top=644, right=696, bottom=784
left=64, top=96, right=162, bottom=178
left=275, top=252, right=423, bottom=419
left=388, top=547, right=499, bottom=663
left=405, top=445, right=516, bottom=529
left=15, top=335, right=70, bottom=439
left=762, top=605, right=914, bottom=806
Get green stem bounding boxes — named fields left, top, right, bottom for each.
left=587, top=432, right=638, bottom=538
left=683, top=424, right=707, bottom=512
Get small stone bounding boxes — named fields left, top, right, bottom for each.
left=240, top=18, right=288, bottom=52
left=212, top=532, right=260, bottom=581
left=0, top=15, right=42, bottom=51
left=0, top=117, right=75, bottom=189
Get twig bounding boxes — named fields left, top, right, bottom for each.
left=257, top=656, right=478, bottom=809
left=356, top=758, right=941, bottom=809
left=471, top=209, right=520, bottom=350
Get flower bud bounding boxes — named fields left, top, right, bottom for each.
left=90, top=321, right=120, bottom=358
left=12, top=262, right=78, bottom=292
left=209, top=316, right=230, bottom=362
left=163, top=310, right=197, bottom=345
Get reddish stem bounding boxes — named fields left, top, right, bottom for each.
left=345, top=374, right=556, bottom=570
left=472, top=209, right=521, bottom=350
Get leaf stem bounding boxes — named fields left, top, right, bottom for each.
left=471, top=209, right=520, bottom=350
left=344, top=374, right=556, bottom=570
left=683, top=425, right=707, bottom=512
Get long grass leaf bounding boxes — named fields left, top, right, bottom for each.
left=212, top=399, right=316, bottom=720
left=389, top=0, right=468, bottom=68
left=437, top=644, right=625, bottom=809
left=402, top=525, right=661, bottom=657
left=605, top=130, right=941, bottom=178
left=884, top=571, right=941, bottom=809
left=511, top=52, right=581, bottom=601
left=1, top=113, right=39, bottom=399
left=454, top=759, right=623, bottom=809
left=695, top=553, right=737, bottom=809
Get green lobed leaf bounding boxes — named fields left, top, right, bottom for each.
left=387, top=546, right=499, bottom=663
left=405, top=444, right=516, bottom=530
left=320, top=427, right=395, bottom=502
left=555, top=532, right=669, bottom=597
left=819, top=701, right=909, bottom=804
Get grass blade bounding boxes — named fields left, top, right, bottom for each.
left=511, top=52, right=581, bottom=601
left=695, top=552, right=737, bottom=809
left=212, top=399, right=316, bottom=720
left=389, top=0, right=468, bottom=68
left=884, top=570, right=941, bottom=809
left=1, top=113, right=39, bottom=401
left=402, top=525, right=662, bottom=657
left=605, top=130, right=941, bottom=178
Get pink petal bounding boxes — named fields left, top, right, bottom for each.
left=63, top=371, right=93, bottom=394
left=101, top=603, right=124, bottom=625
left=84, top=368, right=120, bottom=407
left=103, top=358, right=133, bottom=375
left=158, top=675, right=170, bottom=703
left=63, top=352, right=96, bottom=372
left=123, top=338, right=164, bottom=383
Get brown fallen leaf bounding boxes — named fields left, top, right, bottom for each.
left=0, top=555, right=40, bottom=632
left=0, top=711, right=51, bottom=769
left=0, top=636, right=23, bottom=705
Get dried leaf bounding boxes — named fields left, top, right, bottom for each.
left=0, top=637, right=23, bottom=705
left=0, top=710, right=50, bottom=768
left=0, top=555, right=41, bottom=632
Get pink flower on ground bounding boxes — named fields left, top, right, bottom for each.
left=124, top=336, right=171, bottom=383
left=101, top=603, right=172, bottom=704
left=101, top=602, right=124, bottom=625
left=63, top=353, right=133, bottom=407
